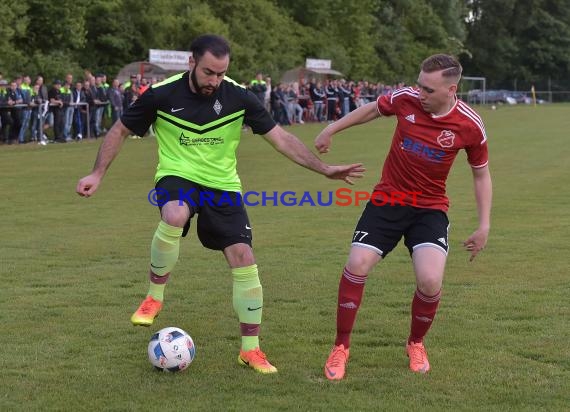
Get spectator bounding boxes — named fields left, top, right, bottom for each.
left=123, top=75, right=139, bottom=110
left=92, top=75, right=108, bottom=137
left=286, top=83, right=304, bottom=124
left=17, top=75, right=33, bottom=143
left=138, top=77, right=150, bottom=95
left=61, top=77, right=74, bottom=142
left=48, top=79, right=65, bottom=142
left=249, top=72, right=267, bottom=105
left=71, top=81, right=86, bottom=140
left=270, top=83, right=290, bottom=126
left=36, top=75, right=51, bottom=140
left=325, top=79, right=339, bottom=122
left=264, top=76, right=272, bottom=112
left=108, top=78, right=124, bottom=124
left=7, top=80, right=24, bottom=143
left=29, top=83, right=48, bottom=145
left=309, top=79, right=326, bottom=122
left=0, top=79, right=14, bottom=144
left=84, top=79, right=95, bottom=138
left=338, top=79, right=351, bottom=117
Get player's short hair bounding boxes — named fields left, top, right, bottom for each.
left=421, top=54, right=462, bottom=82
left=190, top=34, right=231, bottom=63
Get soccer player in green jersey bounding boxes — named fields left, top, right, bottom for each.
left=76, top=34, right=364, bottom=374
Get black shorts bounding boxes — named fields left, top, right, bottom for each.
left=155, top=176, right=252, bottom=251
left=352, top=202, right=450, bottom=258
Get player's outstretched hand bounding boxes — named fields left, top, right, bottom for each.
left=315, top=132, right=333, bottom=154
left=463, top=228, right=489, bottom=261
left=76, top=174, right=102, bottom=198
left=324, top=164, right=365, bottom=185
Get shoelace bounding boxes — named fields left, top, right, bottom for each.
left=409, top=344, right=427, bottom=363
left=247, top=349, right=269, bottom=364
left=139, top=300, right=156, bottom=314
left=328, top=347, right=348, bottom=367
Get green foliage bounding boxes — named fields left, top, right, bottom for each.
left=16, top=0, right=87, bottom=53
left=28, top=50, right=84, bottom=84
left=464, top=0, right=570, bottom=88
left=0, top=0, right=568, bottom=88
left=207, top=0, right=310, bottom=81
left=140, top=1, right=229, bottom=51
left=372, top=0, right=469, bottom=85
left=82, top=0, right=142, bottom=76
left=0, top=0, right=29, bottom=75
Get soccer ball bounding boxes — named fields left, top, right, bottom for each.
left=148, top=327, right=196, bottom=372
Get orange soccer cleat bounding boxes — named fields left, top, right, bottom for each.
left=324, top=344, right=350, bottom=380
left=406, top=341, right=430, bottom=373
left=238, top=347, right=278, bottom=374
left=130, top=296, right=163, bottom=326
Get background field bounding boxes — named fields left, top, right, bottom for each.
left=1, top=104, right=569, bottom=411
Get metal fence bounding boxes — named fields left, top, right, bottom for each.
left=0, top=102, right=92, bottom=142
left=457, top=90, right=570, bottom=105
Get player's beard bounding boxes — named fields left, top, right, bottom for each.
left=191, top=69, right=217, bottom=97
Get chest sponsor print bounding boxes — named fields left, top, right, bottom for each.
left=179, top=132, right=224, bottom=146
left=401, top=137, right=446, bottom=163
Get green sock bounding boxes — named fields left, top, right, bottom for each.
left=147, top=220, right=183, bottom=301
left=232, top=264, right=262, bottom=351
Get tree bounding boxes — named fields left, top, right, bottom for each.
left=0, top=0, right=30, bottom=75
left=0, top=0, right=567, bottom=91
left=464, top=0, right=570, bottom=89
left=373, top=0, right=461, bottom=85
left=12, top=0, right=87, bottom=81
left=207, top=0, right=310, bottom=82
left=275, top=0, right=379, bottom=80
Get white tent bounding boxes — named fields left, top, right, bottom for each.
left=280, top=66, right=344, bottom=84
left=115, top=61, right=186, bottom=84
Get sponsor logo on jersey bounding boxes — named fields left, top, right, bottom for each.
left=437, top=130, right=455, bottom=148
left=179, top=132, right=224, bottom=146
left=405, top=114, right=415, bottom=123
left=402, top=137, right=445, bottom=162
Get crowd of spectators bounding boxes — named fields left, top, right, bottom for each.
left=1, top=67, right=403, bottom=146
left=0, top=71, right=161, bottom=145
left=249, top=75, right=404, bottom=126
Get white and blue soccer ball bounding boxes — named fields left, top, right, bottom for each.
left=148, top=327, right=196, bottom=372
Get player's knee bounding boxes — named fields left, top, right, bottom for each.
left=225, top=244, right=255, bottom=267
left=416, top=273, right=443, bottom=296
left=161, top=203, right=190, bottom=228
left=346, top=250, right=380, bottom=276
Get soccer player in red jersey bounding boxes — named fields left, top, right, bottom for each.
left=316, top=54, right=492, bottom=379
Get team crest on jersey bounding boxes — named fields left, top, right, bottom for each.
left=213, top=99, right=222, bottom=115
left=437, top=130, right=455, bottom=148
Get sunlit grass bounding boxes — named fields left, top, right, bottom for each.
left=1, top=104, right=569, bottom=411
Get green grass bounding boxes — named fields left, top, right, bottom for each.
left=1, top=104, right=569, bottom=411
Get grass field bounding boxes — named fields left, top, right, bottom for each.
left=1, top=104, right=569, bottom=411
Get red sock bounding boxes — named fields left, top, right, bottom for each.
left=335, top=267, right=367, bottom=348
left=408, top=288, right=441, bottom=344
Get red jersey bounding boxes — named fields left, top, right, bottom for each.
left=374, top=87, right=488, bottom=212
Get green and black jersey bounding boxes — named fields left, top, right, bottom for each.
left=121, top=71, right=276, bottom=192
